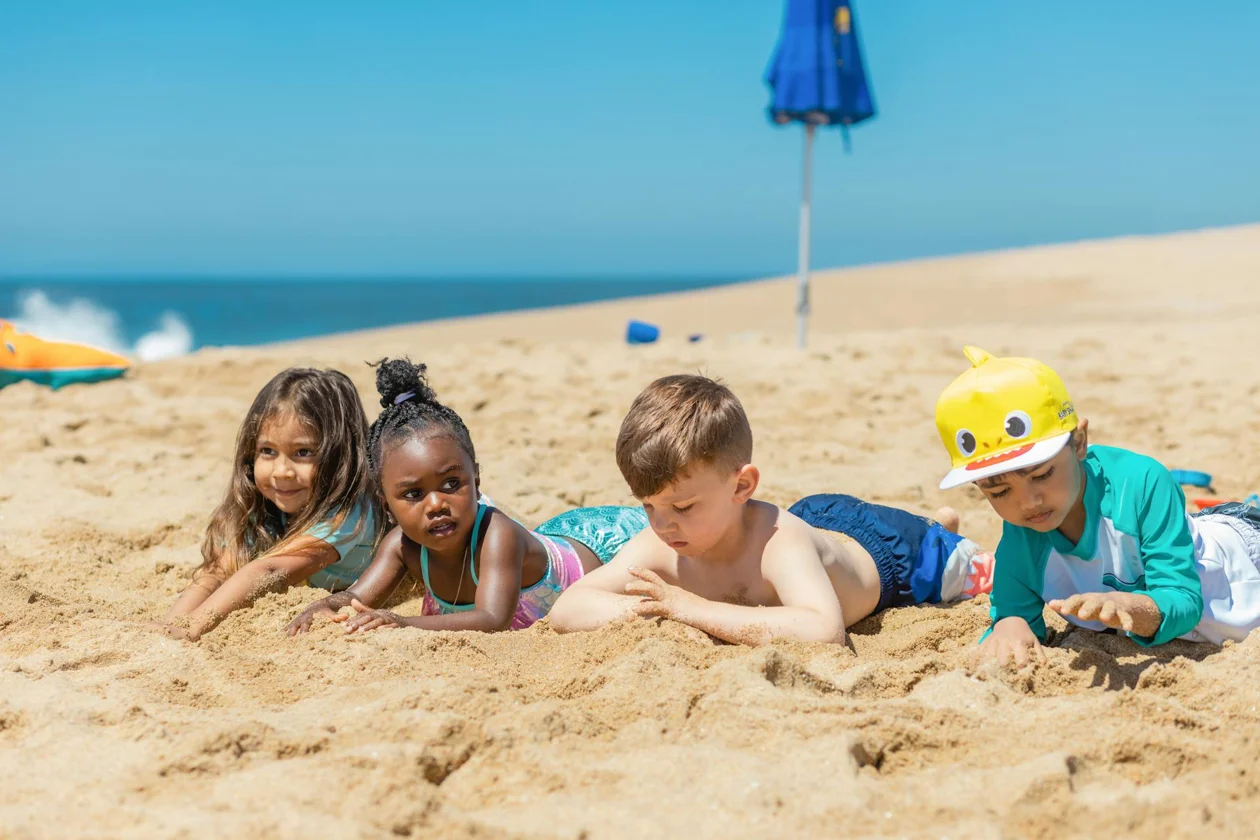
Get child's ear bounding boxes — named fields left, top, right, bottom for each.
left=733, top=464, right=760, bottom=503
left=1074, top=419, right=1090, bottom=459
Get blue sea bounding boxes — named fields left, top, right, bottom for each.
left=0, top=275, right=747, bottom=359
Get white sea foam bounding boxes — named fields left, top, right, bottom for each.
left=8, top=290, right=194, bottom=362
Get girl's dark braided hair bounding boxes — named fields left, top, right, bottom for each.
left=367, top=357, right=477, bottom=480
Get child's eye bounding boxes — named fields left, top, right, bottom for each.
left=258, top=447, right=276, bottom=457
left=987, top=488, right=1011, bottom=499
left=402, top=489, right=423, bottom=500
left=442, top=478, right=461, bottom=491
left=673, top=504, right=694, bottom=514
left=1031, top=467, right=1055, bottom=482
left=296, top=448, right=315, bottom=458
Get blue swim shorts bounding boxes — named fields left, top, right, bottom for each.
left=788, top=494, right=989, bottom=614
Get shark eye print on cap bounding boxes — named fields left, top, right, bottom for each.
left=1004, top=410, right=1032, bottom=439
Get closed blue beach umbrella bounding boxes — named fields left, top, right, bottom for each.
left=765, top=0, right=876, bottom=348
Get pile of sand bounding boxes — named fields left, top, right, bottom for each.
left=3, top=225, right=1260, bottom=838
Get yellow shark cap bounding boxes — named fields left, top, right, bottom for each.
left=935, top=346, right=1078, bottom=490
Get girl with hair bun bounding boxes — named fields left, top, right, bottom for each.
left=287, top=357, right=647, bottom=634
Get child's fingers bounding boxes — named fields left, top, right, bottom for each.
left=632, top=599, right=668, bottom=618
left=627, top=566, right=663, bottom=585
left=329, top=613, right=348, bottom=623
left=1048, top=594, right=1082, bottom=616
left=350, top=599, right=370, bottom=614
left=1117, top=609, right=1134, bottom=633
left=1075, top=596, right=1103, bottom=622
left=1097, top=600, right=1118, bottom=626
left=1033, top=641, right=1048, bottom=663
left=623, top=580, right=660, bottom=599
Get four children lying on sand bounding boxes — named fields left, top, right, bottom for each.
left=153, top=345, right=1260, bottom=664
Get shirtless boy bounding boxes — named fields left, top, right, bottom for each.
left=548, top=374, right=994, bottom=644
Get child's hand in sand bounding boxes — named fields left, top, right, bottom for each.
left=343, top=599, right=408, bottom=633
left=285, top=596, right=351, bottom=636
left=1047, top=591, right=1161, bottom=638
left=974, top=616, right=1045, bottom=667
left=624, top=567, right=697, bottom=619
left=144, top=621, right=195, bottom=642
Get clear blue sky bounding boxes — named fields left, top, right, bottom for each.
left=2, top=1, right=1258, bottom=277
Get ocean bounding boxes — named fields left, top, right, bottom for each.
left=0, top=275, right=747, bottom=361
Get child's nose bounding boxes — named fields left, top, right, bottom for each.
left=647, top=509, right=673, bottom=533
left=1018, top=491, right=1042, bottom=512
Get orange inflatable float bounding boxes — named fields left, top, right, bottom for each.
left=0, top=319, right=130, bottom=390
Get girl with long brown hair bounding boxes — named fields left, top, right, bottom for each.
left=155, top=367, right=382, bottom=640
left=286, top=358, right=648, bottom=636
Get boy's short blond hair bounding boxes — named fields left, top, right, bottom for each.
left=615, top=374, right=753, bottom=498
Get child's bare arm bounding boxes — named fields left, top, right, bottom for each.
left=287, top=527, right=409, bottom=635
left=627, top=537, right=845, bottom=645
left=171, top=538, right=340, bottom=640
left=548, top=532, right=665, bottom=632
left=163, top=572, right=226, bottom=622
left=341, top=513, right=526, bottom=633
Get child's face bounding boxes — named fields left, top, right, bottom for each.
left=254, top=413, right=318, bottom=515
left=379, top=434, right=480, bottom=553
left=975, top=424, right=1088, bottom=534
left=638, top=462, right=758, bottom=556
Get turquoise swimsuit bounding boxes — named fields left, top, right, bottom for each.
left=419, top=503, right=649, bottom=629
left=268, top=494, right=378, bottom=591
left=419, top=502, right=586, bottom=629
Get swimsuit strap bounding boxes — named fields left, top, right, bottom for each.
left=421, top=501, right=489, bottom=608
left=468, top=502, right=489, bottom=586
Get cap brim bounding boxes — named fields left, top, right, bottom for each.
left=939, top=432, right=1071, bottom=490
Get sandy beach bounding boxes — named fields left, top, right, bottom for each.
left=4, top=224, right=1260, bottom=839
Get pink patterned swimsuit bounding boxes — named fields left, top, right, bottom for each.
left=419, top=503, right=585, bottom=629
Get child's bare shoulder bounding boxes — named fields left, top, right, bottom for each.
left=481, top=507, right=531, bottom=550
left=610, top=524, right=675, bottom=570
left=759, top=503, right=826, bottom=568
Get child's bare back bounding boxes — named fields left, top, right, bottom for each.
left=549, top=374, right=994, bottom=645
left=621, top=500, right=860, bottom=608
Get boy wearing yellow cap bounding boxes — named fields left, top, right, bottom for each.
left=936, top=346, right=1260, bottom=665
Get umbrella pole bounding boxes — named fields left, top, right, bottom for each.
left=796, top=123, right=815, bottom=349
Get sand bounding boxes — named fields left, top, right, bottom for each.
left=4, top=224, right=1260, bottom=838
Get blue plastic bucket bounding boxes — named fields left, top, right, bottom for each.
left=626, top=320, right=660, bottom=344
